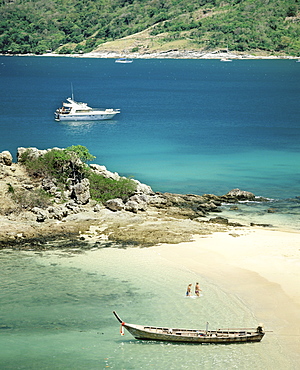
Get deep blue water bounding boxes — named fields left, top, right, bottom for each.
left=0, top=56, right=299, bottom=200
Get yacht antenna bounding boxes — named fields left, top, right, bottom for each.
left=71, top=83, right=74, bottom=100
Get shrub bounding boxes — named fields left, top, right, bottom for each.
left=20, top=146, right=137, bottom=204
left=65, top=145, right=96, bottom=162
left=11, top=188, right=52, bottom=211
left=20, top=146, right=93, bottom=186
left=88, top=172, right=137, bottom=203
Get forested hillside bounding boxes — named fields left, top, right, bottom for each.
left=0, top=0, right=299, bottom=56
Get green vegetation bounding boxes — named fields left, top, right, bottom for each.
left=20, top=147, right=86, bottom=184
left=4, top=182, right=52, bottom=213
left=10, top=187, right=52, bottom=211
left=20, top=146, right=137, bottom=204
left=65, top=145, right=96, bottom=163
left=0, top=0, right=299, bottom=55
left=88, top=172, right=137, bottom=203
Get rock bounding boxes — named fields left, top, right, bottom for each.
left=201, top=202, right=219, bottom=211
left=130, top=194, right=148, bottom=203
left=250, top=222, right=273, bottom=227
left=89, top=164, right=120, bottom=180
left=225, top=188, right=255, bottom=201
left=128, top=194, right=148, bottom=211
left=194, top=210, right=206, bottom=218
left=65, top=200, right=81, bottom=213
left=93, top=204, right=102, bottom=212
left=42, top=178, right=57, bottom=192
left=105, top=198, right=125, bottom=211
left=148, top=193, right=168, bottom=207
left=209, top=217, right=229, bottom=225
left=71, top=178, right=90, bottom=204
left=17, top=147, right=48, bottom=162
left=132, top=179, right=153, bottom=195
left=125, top=200, right=139, bottom=213
left=22, top=183, right=34, bottom=190
left=0, top=151, right=13, bottom=166
left=47, top=206, right=68, bottom=220
left=32, top=207, right=48, bottom=222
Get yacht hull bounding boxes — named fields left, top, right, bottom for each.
left=55, top=112, right=118, bottom=121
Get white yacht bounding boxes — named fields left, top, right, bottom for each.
left=220, top=57, right=232, bottom=62
left=115, top=58, right=133, bottom=63
left=55, top=97, right=120, bottom=121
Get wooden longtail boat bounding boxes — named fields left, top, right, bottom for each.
left=113, top=311, right=265, bottom=344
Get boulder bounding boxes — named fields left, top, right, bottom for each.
left=89, top=164, right=120, bottom=180
left=93, top=204, right=103, bottom=212
left=105, top=198, right=125, bottom=211
left=128, top=194, right=148, bottom=211
left=47, top=206, right=68, bottom=220
left=65, top=200, right=81, bottom=214
left=225, top=188, right=255, bottom=201
left=71, top=178, right=90, bottom=204
left=32, top=207, right=48, bottom=222
left=0, top=151, right=13, bottom=166
left=42, top=178, right=57, bottom=191
left=209, top=216, right=229, bottom=225
left=42, top=178, right=58, bottom=195
left=132, top=179, right=153, bottom=195
left=125, top=200, right=139, bottom=213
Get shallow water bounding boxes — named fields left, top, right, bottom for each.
left=0, top=248, right=297, bottom=369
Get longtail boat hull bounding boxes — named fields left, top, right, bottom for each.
left=113, top=311, right=265, bottom=344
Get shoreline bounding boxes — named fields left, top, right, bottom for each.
left=37, top=226, right=300, bottom=365
left=144, top=227, right=300, bottom=361
left=156, top=228, right=300, bottom=307
left=5, top=149, right=296, bottom=249
left=1, top=51, right=299, bottom=60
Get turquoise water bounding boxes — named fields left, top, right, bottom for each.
left=1, top=248, right=297, bottom=370
left=0, top=56, right=299, bottom=197
left=1, top=56, right=299, bottom=229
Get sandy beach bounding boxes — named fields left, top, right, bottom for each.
left=152, top=227, right=300, bottom=360
left=53, top=226, right=300, bottom=358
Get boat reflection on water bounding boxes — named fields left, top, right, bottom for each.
left=58, top=119, right=118, bottom=134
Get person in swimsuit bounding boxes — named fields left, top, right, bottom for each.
left=186, top=283, right=192, bottom=296
left=195, top=282, right=202, bottom=297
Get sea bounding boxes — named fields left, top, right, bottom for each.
left=0, top=56, right=299, bottom=369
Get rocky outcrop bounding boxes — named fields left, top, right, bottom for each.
left=90, top=164, right=120, bottom=181
left=224, top=188, right=255, bottom=201
left=17, top=147, right=50, bottom=162
left=0, top=147, right=272, bottom=249
left=0, top=151, right=13, bottom=166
